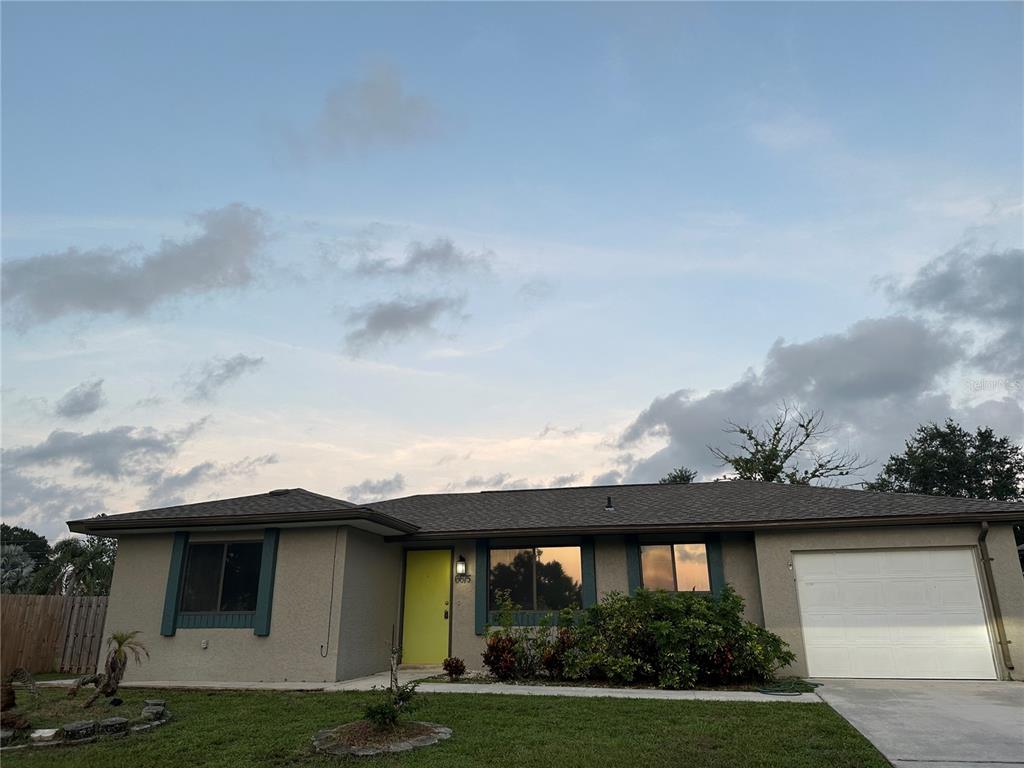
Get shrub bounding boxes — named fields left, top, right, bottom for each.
left=479, top=585, right=795, bottom=690
left=442, top=656, right=466, bottom=681
left=363, top=682, right=419, bottom=730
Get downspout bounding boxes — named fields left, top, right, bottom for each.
left=978, top=522, right=1014, bottom=674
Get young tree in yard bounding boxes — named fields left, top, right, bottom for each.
left=68, top=631, right=149, bottom=707
left=659, top=466, right=698, bottom=484
left=709, top=404, right=870, bottom=485
left=866, top=420, right=1024, bottom=544
left=1, top=545, right=36, bottom=594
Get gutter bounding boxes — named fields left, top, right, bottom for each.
left=385, top=511, right=1024, bottom=541
left=978, top=521, right=1014, bottom=674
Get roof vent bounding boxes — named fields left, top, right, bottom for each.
left=605, top=495, right=614, bottom=511
left=268, top=489, right=291, bottom=496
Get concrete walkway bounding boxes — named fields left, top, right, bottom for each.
left=816, top=679, right=1024, bottom=768
left=45, top=667, right=819, bottom=702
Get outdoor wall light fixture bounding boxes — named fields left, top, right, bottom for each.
left=454, top=555, right=471, bottom=583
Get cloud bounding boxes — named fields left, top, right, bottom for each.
left=143, top=454, right=279, bottom=507
left=749, top=113, right=832, bottom=151
left=883, top=246, right=1023, bottom=378
left=0, top=469, right=109, bottom=540
left=2, top=204, right=269, bottom=328
left=537, top=423, right=581, bottom=439
left=353, top=238, right=492, bottom=278
left=615, top=314, right=1022, bottom=484
left=182, top=353, right=265, bottom=402
left=343, top=473, right=406, bottom=503
left=293, top=66, right=436, bottom=161
left=2, top=419, right=207, bottom=481
left=54, top=379, right=106, bottom=419
left=342, top=295, right=466, bottom=353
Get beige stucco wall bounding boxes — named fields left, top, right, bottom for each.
left=720, top=534, right=765, bottom=625
left=449, top=540, right=485, bottom=668
left=107, top=527, right=355, bottom=683
left=594, top=535, right=629, bottom=598
left=336, top=528, right=403, bottom=680
left=755, top=523, right=1024, bottom=680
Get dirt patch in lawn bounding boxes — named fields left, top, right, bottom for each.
left=312, top=720, right=452, bottom=757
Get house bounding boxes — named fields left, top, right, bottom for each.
left=67, top=481, right=1024, bottom=684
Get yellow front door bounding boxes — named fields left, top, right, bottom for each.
left=401, top=549, right=451, bottom=664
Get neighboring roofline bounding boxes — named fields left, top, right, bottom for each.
left=386, top=509, right=1024, bottom=541
left=67, top=507, right=419, bottom=536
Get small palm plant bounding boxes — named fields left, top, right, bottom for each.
left=68, top=630, right=149, bottom=707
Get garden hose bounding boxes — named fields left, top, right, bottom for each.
left=758, top=679, right=821, bottom=696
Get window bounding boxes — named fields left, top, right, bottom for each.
left=180, top=542, right=263, bottom=613
left=640, top=543, right=710, bottom=592
left=489, top=546, right=582, bottom=611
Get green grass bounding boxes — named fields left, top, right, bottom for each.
left=3, top=687, right=890, bottom=768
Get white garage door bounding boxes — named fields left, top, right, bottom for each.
left=794, top=548, right=997, bottom=679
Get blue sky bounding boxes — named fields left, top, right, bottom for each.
left=3, top=2, right=1022, bottom=540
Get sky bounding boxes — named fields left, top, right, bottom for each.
left=2, top=1, right=1022, bottom=541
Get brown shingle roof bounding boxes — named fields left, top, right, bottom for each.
left=67, top=488, right=418, bottom=535
left=68, top=481, right=1023, bottom=537
left=369, top=480, right=1023, bottom=536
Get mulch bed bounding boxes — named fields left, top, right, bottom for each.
left=320, top=721, right=435, bottom=749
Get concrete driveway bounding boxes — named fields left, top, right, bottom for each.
left=816, top=679, right=1024, bottom=768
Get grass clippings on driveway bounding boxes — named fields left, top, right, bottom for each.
left=3, top=687, right=890, bottom=768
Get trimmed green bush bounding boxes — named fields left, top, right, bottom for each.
left=482, top=586, right=795, bottom=690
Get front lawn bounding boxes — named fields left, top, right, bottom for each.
left=4, top=687, right=889, bottom=767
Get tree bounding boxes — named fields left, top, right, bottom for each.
left=1, top=545, right=36, bottom=594
left=0, top=524, right=50, bottom=571
left=866, top=420, right=1023, bottom=500
left=865, top=420, right=1023, bottom=546
left=68, top=630, right=148, bottom=707
left=34, top=537, right=117, bottom=596
left=708, top=404, right=870, bottom=485
left=659, top=466, right=697, bottom=484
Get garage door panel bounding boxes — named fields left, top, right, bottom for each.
left=936, top=579, right=988, bottom=609
left=884, top=580, right=930, bottom=610
left=840, top=581, right=886, bottom=609
left=794, top=548, right=996, bottom=680
left=835, top=551, right=882, bottom=577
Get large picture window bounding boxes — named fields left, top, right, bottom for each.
left=640, top=543, right=710, bottom=592
left=488, top=546, right=582, bottom=611
left=180, top=542, right=263, bottom=613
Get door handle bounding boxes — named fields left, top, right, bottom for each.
left=444, top=610, right=449, bottom=620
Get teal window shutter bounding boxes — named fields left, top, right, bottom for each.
left=581, top=536, right=597, bottom=607
left=161, top=532, right=189, bottom=636
left=625, top=535, right=641, bottom=595
left=707, top=535, right=725, bottom=596
left=474, top=539, right=488, bottom=635
left=253, top=528, right=280, bottom=636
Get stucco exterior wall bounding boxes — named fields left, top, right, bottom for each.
left=755, top=523, right=1024, bottom=680
left=336, top=528, right=403, bottom=680
left=450, top=540, right=485, bottom=668
left=720, top=534, right=764, bottom=626
left=594, top=535, right=629, bottom=598
left=108, top=527, right=350, bottom=683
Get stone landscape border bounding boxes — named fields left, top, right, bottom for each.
left=312, top=721, right=452, bottom=757
left=0, top=699, right=171, bottom=753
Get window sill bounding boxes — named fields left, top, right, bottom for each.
left=177, top=612, right=256, bottom=629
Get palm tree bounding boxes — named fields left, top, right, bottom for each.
left=69, top=630, right=149, bottom=707
left=36, top=537, right=116, bottom=596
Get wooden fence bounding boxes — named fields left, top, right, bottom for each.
left=1, top=595, right=108, bottom=676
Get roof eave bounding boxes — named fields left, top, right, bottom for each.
left=67, top=507, right=419, bottom=537
left=389, top=510, right=1024, bottom=540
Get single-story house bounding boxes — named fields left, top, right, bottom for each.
left=68, top=481, right=1024, bottom=684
